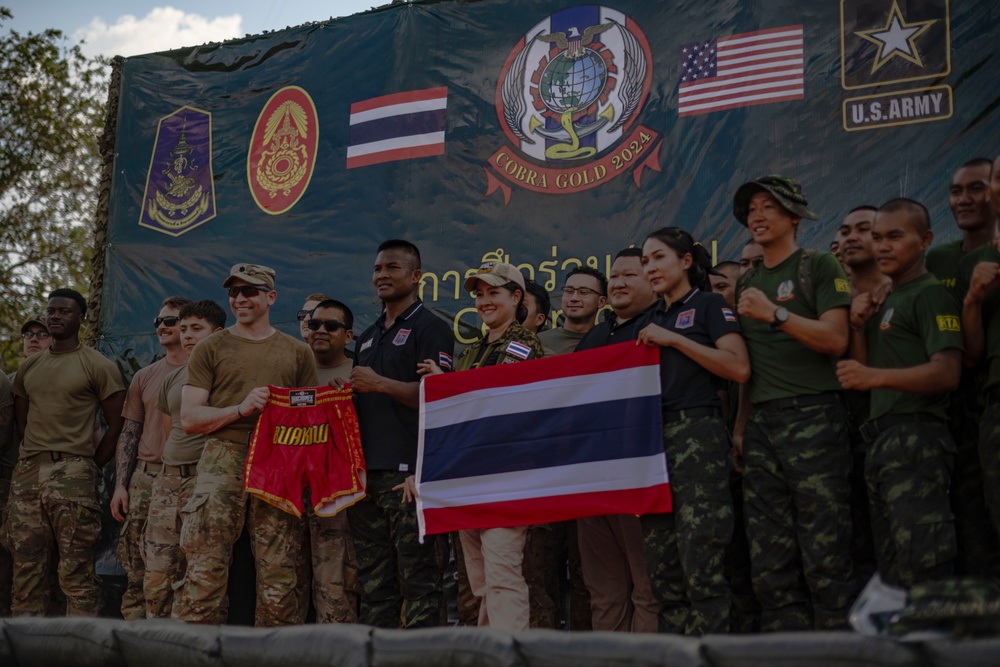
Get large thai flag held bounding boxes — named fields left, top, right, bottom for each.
left=416, top=342, right=670, bottom=539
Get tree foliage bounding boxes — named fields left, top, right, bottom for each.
left=0, top=7, right=108, bottom=369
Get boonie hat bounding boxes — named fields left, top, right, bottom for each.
left=20, top=314, right=48, bottom=335
left=222, top=263, right=276, bottom=290
left=464, top=262, right=526, bottom=292
left=733, top=175, right=819, bottom=225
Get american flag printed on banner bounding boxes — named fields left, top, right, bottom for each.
left=347, top=87, right=447, bottom=168
left=415, top=342, right=671, bottom=539
left=678, top=25, right=805, bottom=117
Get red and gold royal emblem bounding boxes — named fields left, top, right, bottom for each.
left=248, top=86, right=319, bottom=215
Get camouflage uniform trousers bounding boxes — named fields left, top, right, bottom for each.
left=866, top=421, right=957, bottom=588
left=178, top=437, right=304, bottom=626
left=4, top=454, right=102, bottom=616
left=142, top=466, right=197, bottom=618
left=641, top=413, right=733, bottom=636
left=979, top=400, right=1000, bottom=555
left=0, top=467, right=12, bottom=616
left=347, top=469, right=441, bottom=628
left=723, top=471, right=760, bottom=633
left=297, top=503, right=359, bottom=624
left=743, top=401, right=856, bottom=631
left=522, top=524, right=560, bottom=628
left=118, top=464, right=156, bottom=620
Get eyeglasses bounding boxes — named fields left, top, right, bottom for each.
left=307, top=319, right=348, bottom=333
left=296, top=309, right=312, bottom=321
left=228, top=285, right=266, bottom=299
left=154, top=316, right=180, bottom=328
left=22, top=331, right=50, bottom=340
left=562, top=286, right=602, bottom=298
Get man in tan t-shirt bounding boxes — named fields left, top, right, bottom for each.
left=110, top=295, right=191, bottom=620
left=7, top=288, right=125, bottom=616
left=179, top=264, right=317, bottom=626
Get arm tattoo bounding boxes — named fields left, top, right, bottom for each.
left=115, top=418, right=144, bottom=489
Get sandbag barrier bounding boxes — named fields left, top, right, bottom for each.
left=2, top=618, right=1000, bottom=667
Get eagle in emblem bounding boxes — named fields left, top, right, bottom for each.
left=537, top=23, right=613, bottom=58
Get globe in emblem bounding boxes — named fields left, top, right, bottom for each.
left=538, top=47, right=607, bottom=114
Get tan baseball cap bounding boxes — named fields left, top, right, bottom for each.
left=464, top=262, right=526, bottom=292
left=222, top=263, right=276, bottom=290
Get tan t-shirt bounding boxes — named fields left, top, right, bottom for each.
left=157, top=365, right=208, bottom=466
left=185, top=329, right=318, bottom=442
left=316, top=359, right=353, bottom=386
left=122, top=357, right=183, bottom=463
left=13, top=346, right=125, bottom=457
left=538, top=327, right=587, bottom=356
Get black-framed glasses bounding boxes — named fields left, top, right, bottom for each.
left=22, top=330, right=50, bottom=340
left=154, top=316, right=180, bottom=328
left=561, top=286, right=601, bottom=298
left=307, top=319, right=347, bottom=333
left=296, top=309, right=312, bottom=321
left=228, top=285, right=264, bottom=299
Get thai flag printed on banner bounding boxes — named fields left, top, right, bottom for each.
left=347, top=87, right=447, bottom=169
left=416, top=342, right=671, bottom=539
left=678, top=25, right=805, bottom=117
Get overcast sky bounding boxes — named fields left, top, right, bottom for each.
left=5, top=1, right=389, bottom=57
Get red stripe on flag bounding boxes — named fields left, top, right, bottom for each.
left=423, top=341, right=659, bottom=402
left=421, top=485, right=672, bottom=536
left=350, top=86, right=448, bottom=114
left=346, top=143, right=446, bottom=169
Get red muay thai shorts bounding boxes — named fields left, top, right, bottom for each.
left=245, top=385, right=366, bottom=517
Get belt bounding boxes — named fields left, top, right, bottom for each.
left=754, top=392, right=841, bottom=411
left=663, top=407, right=722, bottom=423
left=137, top=460, right=164, bottom=474
left=161, top=462, right=198, bottom=477
left=859, top=413, right=946, bottom=444
left=24, top=451, right=84, bottom=462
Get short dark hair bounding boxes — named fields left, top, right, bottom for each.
left=879, top=197, right=931, bottom=233
left=377, top=239, right=421, bottom=269
left=961, top=157, right=993, bottom=170
left=161, top=296, right=193, bottom=312
left=179, top=300, right=227, bottom=329
left=566, top=266, right=608, bottom=296
left=848, top=205, right=878, bottom=215
left=714, top=260, right=739, bottom=273
left=48, top=288, right=87, bottom=316
left=312, top=299, right=355, bottom=330
left=614, top=247, right=642, bottom=260
left=523, top=279, right=551, bottom=321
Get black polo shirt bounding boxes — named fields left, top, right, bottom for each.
left=634, top=288, right=741, bottom=411
left=575, top=303, right=658, bottom=351
left=353, top=300, right=454, bottom=472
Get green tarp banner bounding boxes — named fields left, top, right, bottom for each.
left=100, top=0, right=997, bottom=363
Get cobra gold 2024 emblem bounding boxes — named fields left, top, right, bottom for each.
left=248, top=86, right=319, bottom=215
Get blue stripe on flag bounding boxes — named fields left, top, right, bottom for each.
left=348, top=109, right=447, bottom=147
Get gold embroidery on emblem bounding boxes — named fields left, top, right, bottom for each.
left=147, top=119, right=210, bottom=229
left=256, top=101, right=310, bottom=198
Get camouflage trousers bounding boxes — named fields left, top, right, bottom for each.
left=641, top=413, right=733, bottom=636
left=0, top=467, right=12, bottom=616
left=143, top=466, right=197, bottom=618
left=743, top=401, right=856, bottom=631
left=866, top=420, right=957, bottom=588
left=293, top=501, right=359, bottom=624
left=118, top=464, right=156, bottom=620
left=4, top=454, right=102, bottom=616
left=347, top=469, right=441, bottom=628
left=522, top=524, right=559, bottom=628
left=979, top=401, right=1000, bottom=554
left=178, top=437, right=303, bottom=626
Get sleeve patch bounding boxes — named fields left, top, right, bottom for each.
left=936, top=315, right=961, bottom=332
left=834, top=278, right=851, bottom=294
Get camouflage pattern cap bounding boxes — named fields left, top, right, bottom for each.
left=733, top=175, right=819, bottom=225
left=222, top=263, right=276, bottom=290
left=20, top=314, right=48, bottom=335
left=464, top=262, right=526, bottom=292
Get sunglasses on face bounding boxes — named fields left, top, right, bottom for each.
left=307, top=319, right=347, bottom=333
left=154, top=316, right=180, bottom=328
left=296, top=309, right=312, bottom=321
left=228, top=285, right=265, bottom=299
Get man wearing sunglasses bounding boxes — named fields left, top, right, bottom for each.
left=110, top=296, right=191, bottom=619
left=298, top=292, right=332, bottom=340
left=179, top=263, right=317, bottom=626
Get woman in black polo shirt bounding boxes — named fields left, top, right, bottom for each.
left=636, top=226, right=750, bottom=635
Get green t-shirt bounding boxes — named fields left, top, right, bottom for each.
left=158, top=365, right=209, bottom=466
left=737, top=249, right=852, bottom=403
left=13, top=345, right=125, bottom=457
left=956, top=243, right=1000, bottom=389
left=538, top=326, right=586, bottom=356
left=317, top=359, right=353, bottom=386
left=925, top=239, right=965, bottom=291
left=866, top=273, right=963, bottom=420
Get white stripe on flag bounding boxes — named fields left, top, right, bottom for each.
left=346, top=131, right=446, bottom=158
left=419, top=453, right=669, bottom=509
left=349, top=96, right=448, bottom=125
left=422, top=365, right=660, bottom=430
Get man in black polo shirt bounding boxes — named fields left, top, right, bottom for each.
left=575, top=248, right=660, bottom=632
left=348, top=239, right=454, bottom=628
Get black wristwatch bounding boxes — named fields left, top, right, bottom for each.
left=770, top=306, right=789, bottom=330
